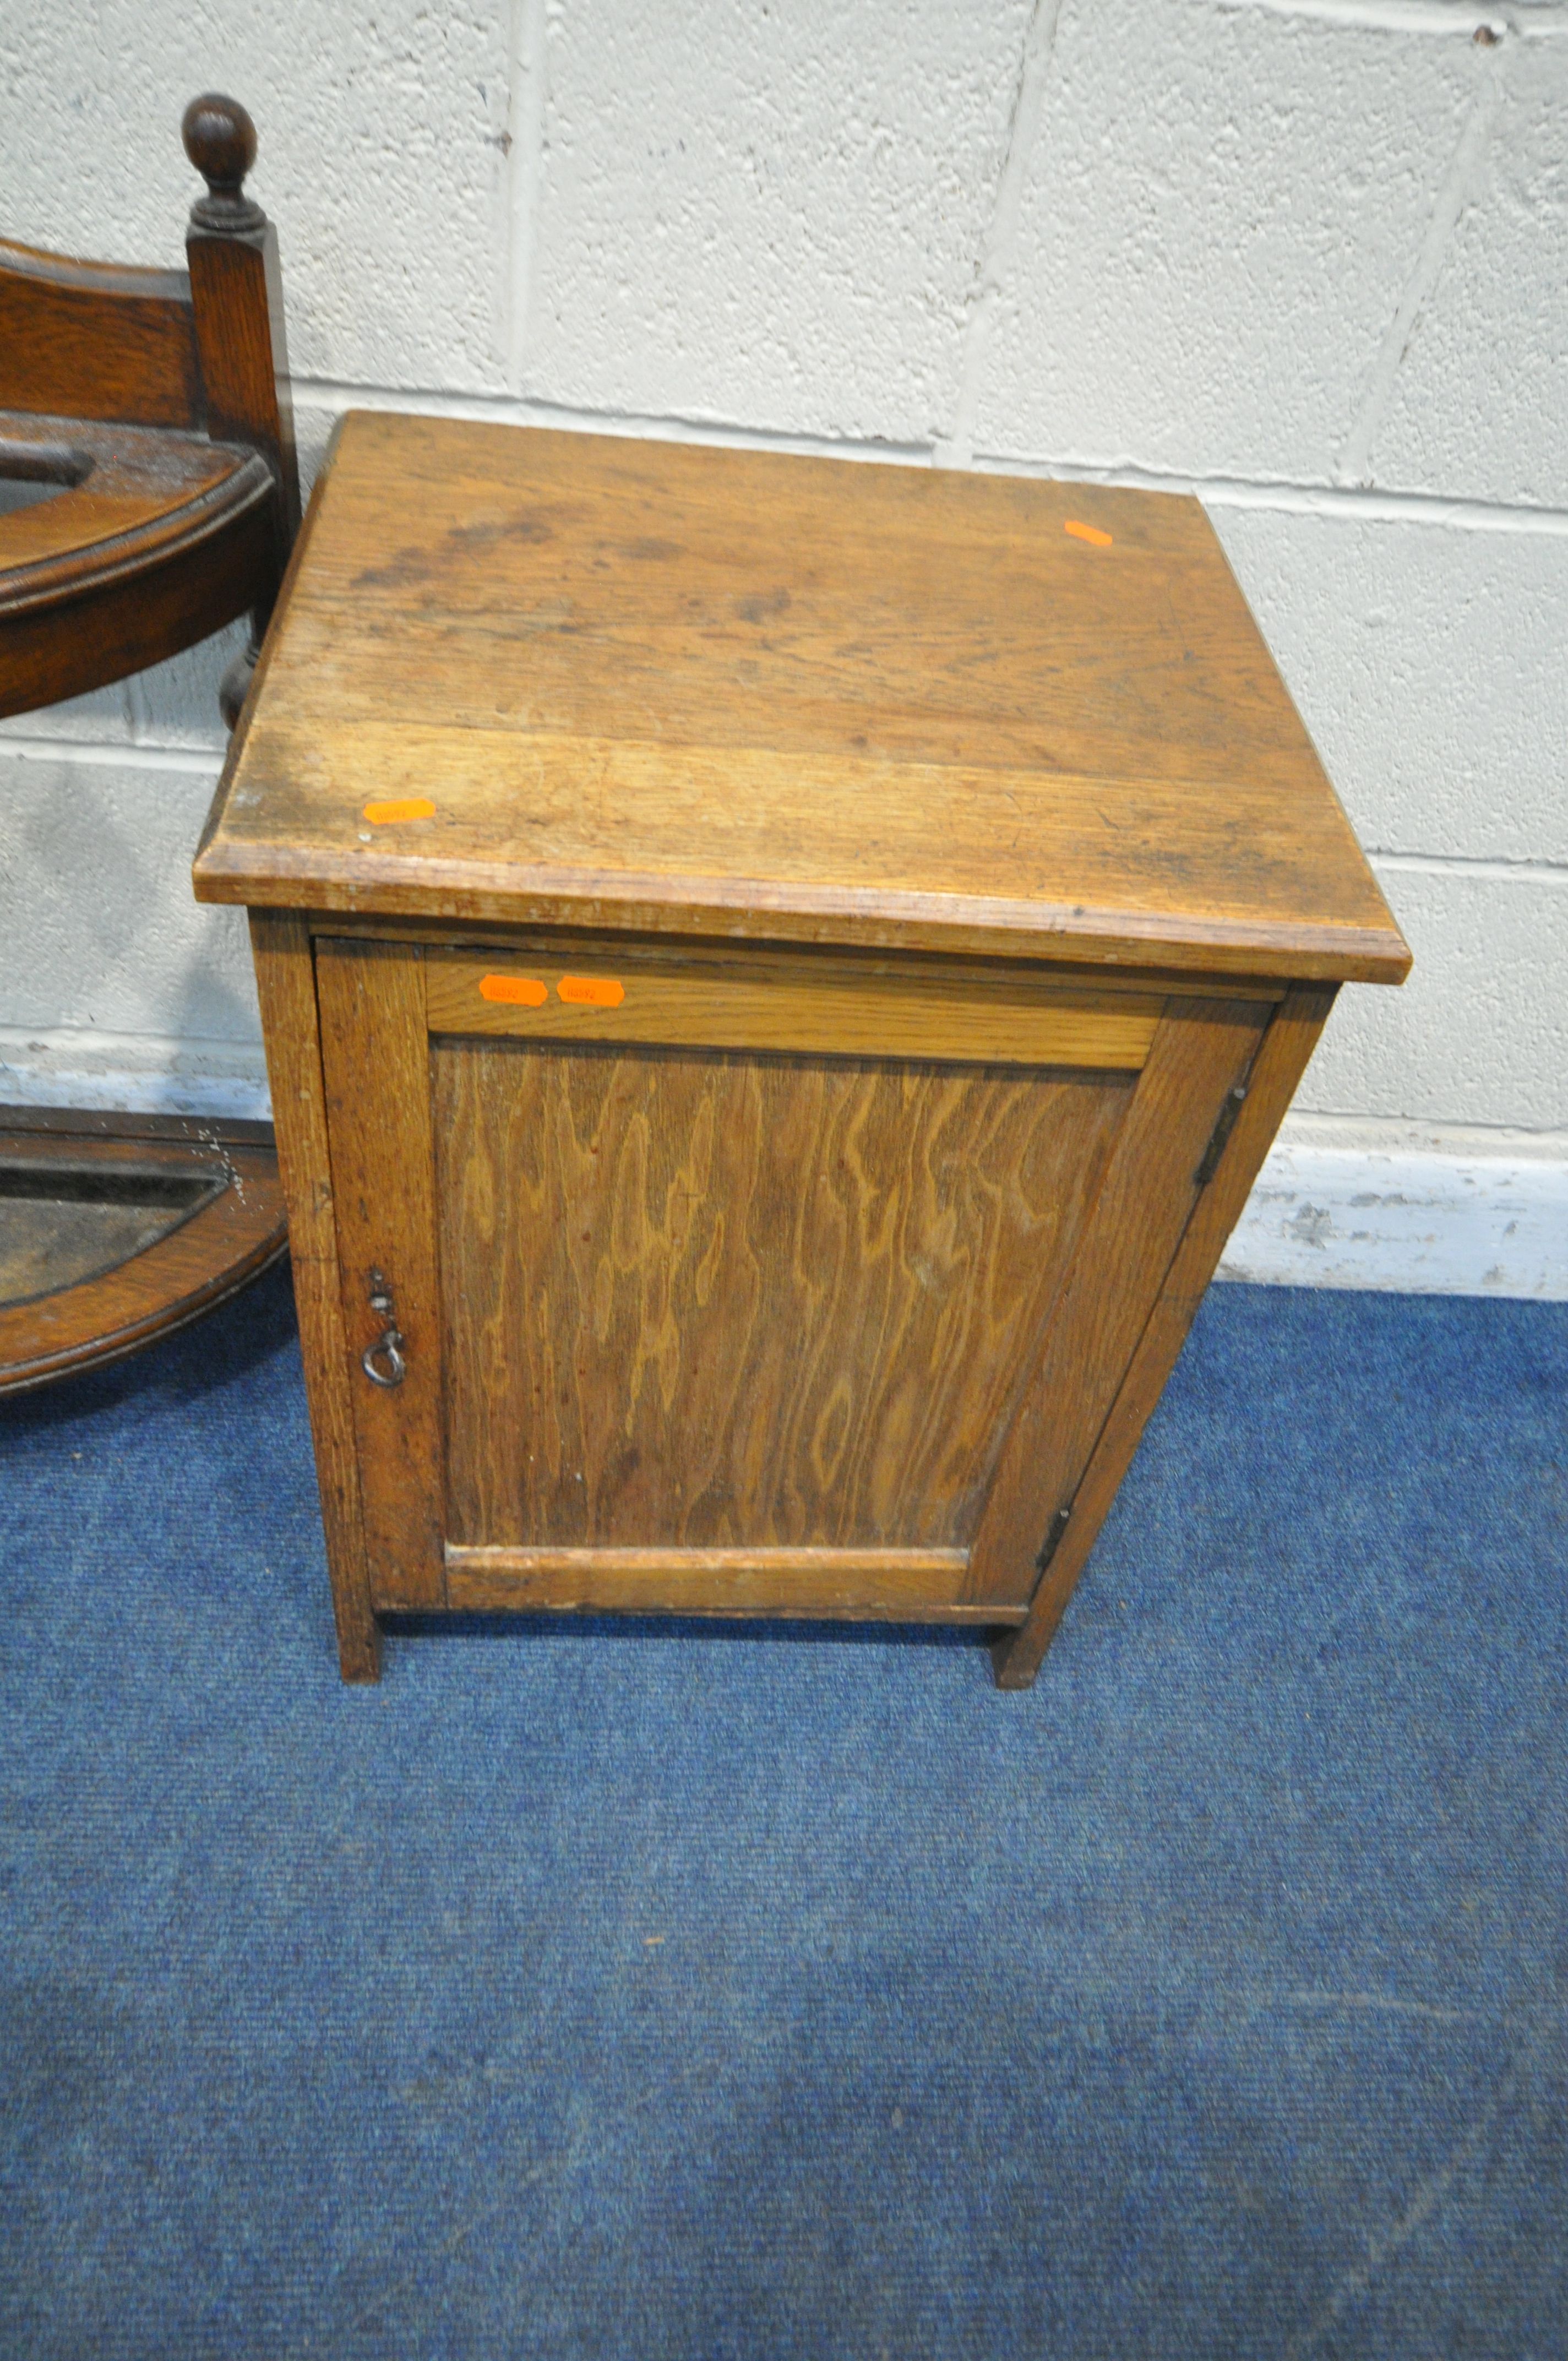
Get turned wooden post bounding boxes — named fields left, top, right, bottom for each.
left=182, top=93, right=300, bottom=726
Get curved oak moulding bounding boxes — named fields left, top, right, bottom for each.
left=0, top=399, right=276, bottom=716
left=0, top=1111, right=287, bottom=1397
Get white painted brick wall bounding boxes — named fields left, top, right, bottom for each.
left=1370, top=32, right=1568, bottom=507
left=3, top=0, right=1564, bottom=1291
left=971, top=0, right=1485, bottom=482
left=527, top=0, right=1033, bottom=442
left=0, top=2, right=514, bottom=391
left=1302, top=864, right=1568, bottom=1134
left=0, top=747, right=265, bottom=1115
left=1208, top=513, right=1568, bottom=867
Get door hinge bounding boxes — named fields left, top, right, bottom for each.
left=1035, top=1504, right=1072, bottom=1577
left=1194, top=1083, right=1248, bottom=1188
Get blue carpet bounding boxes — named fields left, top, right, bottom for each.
left=1, top=1269, right=1564, bottom=2358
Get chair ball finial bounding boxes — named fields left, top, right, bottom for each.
left=183, top=94, right=265, bottom=232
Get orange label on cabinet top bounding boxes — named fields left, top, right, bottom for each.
left=558, top=976, right=625, bottom=1008
left=479, top=975, right=548, bottom=1007
left=363, top=796, right=437, bottom=824
left=1064, top=520, right=1113, bottom=548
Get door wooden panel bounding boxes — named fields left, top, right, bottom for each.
left=313, top=933, right=1270, bottom=1633
left=431, top=1037, right=1134, bottom=1562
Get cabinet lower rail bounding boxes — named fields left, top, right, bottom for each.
left=442, top=1544, right=1026, bottom=1624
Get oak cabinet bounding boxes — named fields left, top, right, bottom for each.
left=194, top=414, right=1408, bottom=1685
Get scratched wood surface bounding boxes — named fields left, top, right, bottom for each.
left=433, top=1034, right=1132, bottom=1557
left=443, top=1544, right=1016, bottom=1624
left=194, top=414, right=1410, bottom=986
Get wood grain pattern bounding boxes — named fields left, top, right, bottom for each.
left=433, top=1034, right=1132, bottom=1555
left=207, top=415, right=1363, bottom=786
left=0, top=240, right=202, bottom=427
left=194, top=414, right=1411, bottom=988
left=426, top=942, right=1160, bottom=1069
left=445, top=1544, right=1017, bottom=1623
left=964, top=995, right=1271, bottom=1606
left=314, top=937, right=447, bottom=1614
left=992, top=984, right=1337, bottom=1687
left=248, top=912, right=378, bottom=1680
left=186, top=222, right=300, bottom=540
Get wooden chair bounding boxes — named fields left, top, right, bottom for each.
left=0, top=96, right=295, bottom=1393
left=0, top=93, right=300, bottom=724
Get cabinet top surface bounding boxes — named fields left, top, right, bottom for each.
left=194, top=411, right=1408, bottom=983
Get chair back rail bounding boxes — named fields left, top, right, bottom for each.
left=0, top=241, right=203, bottom=429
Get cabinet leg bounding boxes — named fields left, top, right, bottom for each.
left=990, top=1618, right=1050, bottom=1690
left=248, top=910, right=383, bottom=1685
left=332, top=1586, right=382, bottom=1683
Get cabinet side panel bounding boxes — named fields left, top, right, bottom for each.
left=434, top=1039, right=1133, bottom=1554
left=246, top=911, right=378, bottom=1681
left=965, top=998, right=1270, bottom=1606
left=315, top=938, right=447, bottom=1612
left=993, top=985, right=1336, bottom=1686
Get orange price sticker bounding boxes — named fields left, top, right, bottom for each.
left=363, top=796, right=437, bottom=824
left=558, top=976, right=625, bottom=1008
left=479, top=974, right=548, bottom=1007
left=1064, top=520, right=1113, bottom=548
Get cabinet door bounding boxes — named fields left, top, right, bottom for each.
left=317, top=934, right=1268, bottom=1624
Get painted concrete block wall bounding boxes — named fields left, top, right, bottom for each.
left=2, top=0, right=1564, bottom=1294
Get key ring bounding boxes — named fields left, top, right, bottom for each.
left=362, top=1326, right=406, bottom=1388
left=361, top=1267, right=406, bottom=1388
